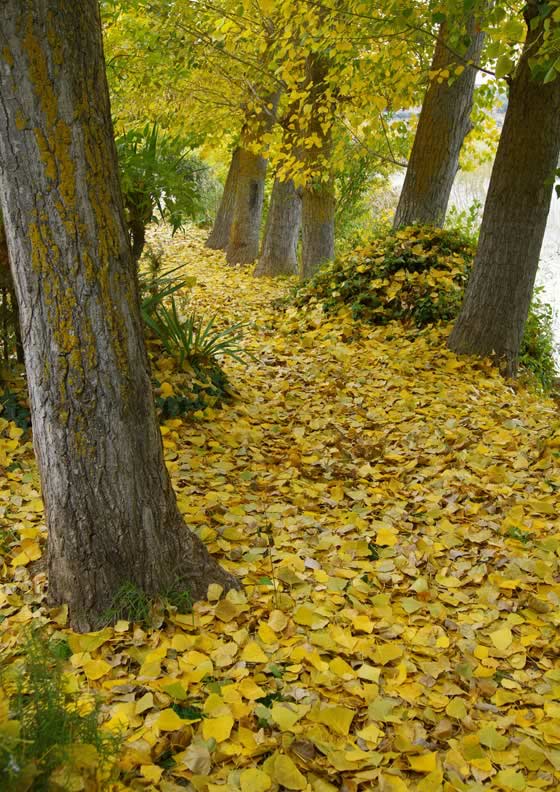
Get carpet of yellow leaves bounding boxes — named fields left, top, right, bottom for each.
left=2, top=226, right=560, bottom=791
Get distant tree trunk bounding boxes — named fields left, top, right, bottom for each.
left=393, top=17, right=485, bottom=228
left=226, top=92, right=280, bottom=266
left=0, top=217, right=23, bottom=363
left=0, top=0, right=238, bottom=631
left=301, top=180, right=335, bottom=280
left=206, top=147, right=240, bottom=251
left=448, top=2, right=560, bottom=375
left=299, top=52, right=336, bottom=280
left=126, top=201, right=149, bottom=265
left=226, top=146, right=268, bottom=265
left=254, top=177, right=301, bottom=277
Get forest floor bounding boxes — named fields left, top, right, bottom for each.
left=2, top=226, right=560, bottom=791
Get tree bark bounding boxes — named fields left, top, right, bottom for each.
left=206, top=147, right=240, bottom=251
left=0, top=0, right=238, bottom=631
left=226, top=92, right=279, bottom=266
left=254, top=177, right=301, bottom=277
left=448, top=2, right=560, bottom=375
left=299, top=53, right=336, bottom=280
left=301, top=180, right=335, bottom=280
left=0, top=215, right=23, bottom=363
left=127, top=203, right=148, bottom=265
left=226, top=145, right=268, bottom=265
left=393, top=18, right=485, bottom=228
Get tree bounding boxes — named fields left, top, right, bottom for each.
left=393, top=14, right=486, bottom=228
left=300, top=54, right=336, bottom=280
left=254, top=176, right=301, bottom=277
left=0, top=0, right=238, bottom=632
left=0, top=213, right=23, bottom=363
left=206, top=147, right=240, bottom=250
left=226, top=136, right=269, bottom=265
left=448, top=0, right=560, bottom=374
left=226, top=94, right=280, bottom=266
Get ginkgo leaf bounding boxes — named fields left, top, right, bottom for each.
left=202, top=715, right=234, bottom=743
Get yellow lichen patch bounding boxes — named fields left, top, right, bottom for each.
left=2, top=46, right=14, bottom=65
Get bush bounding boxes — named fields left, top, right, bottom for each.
left=144, top=300, right=251, bottom=369
left=294, top=225, right=474, bottom=327
left=0, top=629, right=120, bottom=790
left=519, top=288, right=557, bottom=392
left=293, top=225, right=557, bottom=390
left=116, top=122, right=211, bottom=262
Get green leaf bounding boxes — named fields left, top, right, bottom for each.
left=495, top=55, right=514, bottom=79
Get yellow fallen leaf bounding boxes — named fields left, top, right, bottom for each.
left=310, top=704, right=355, bottom=735
left=372, top=643, right=402, bottom=665
left=238, top=678, right=266, bottom=700
left=83, top=659, right=111, bottom=681
left=202, top=714, right=234, bottom=743
left=490, top=627, right=513, bottom=651
left=258, top=622, right=278, bottom=644
left=268, top=610, right=289, bottom=632
left=268, top=753, right=307, bottom=790
left=352, top=613, right=374, bottom=633
left=11, top=540, right=42, bottom=567
left=408, top=752, right=437, bottom=773
left=357, top=723, right=382, bottom=744
left=160, top=381, right=174, bottom=398
left=135, top=692, right=154, bottom=714
left=241, top=641, right=269, bottom=663
left=293, top=605, right=328, bottom=629
left=375, top=526, right=398, bottom=547
left=140, top=764, right=163, bottom=784
left=207, top=583, right=223, bottom=601
left=239, top=768, right=272, bottom=792
left=155, top=708, right=187, bottom=731
left=494, top=768, right=526, bottom=790
left=271, top=702, right=309, bottom=731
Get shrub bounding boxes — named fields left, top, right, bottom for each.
left=293, top=225, right=557, bottom=390
left=116, top=122, right=209, bottom=262
left=519, top=288, right=557, bottom=392
left=294, top=225, right=474, bottom=327
left=139, top=263, right=242, bottom=418
left=144, top=298, right=252, bottom=369
left=0, top=629, right=120, bottom=790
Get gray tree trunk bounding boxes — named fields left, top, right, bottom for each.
left=0, top=0, right=238, bottom=632
left=206, top=147, right=240, bottom=251
left=254, top=177, right=301, bottom=277
left=393, top=18, right=485, bottom=228
left=226, top=146, right=268, bottom=265
left=301, top=181, right=335, bottom=281
left=448, top=2, right=560, bottom=375
left=299, top=53, right=336, bottom=280
left=226, top=92, right=280, bottom=266
left=0, top=215, right=23, bottom=362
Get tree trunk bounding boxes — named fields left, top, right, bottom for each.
left=299, top=52, right=336, bottom=280
left=226, top=146, right=267, bottom=265
left=301, top=180, right=335, bottom=280
left=448, top=2, right=560, bottom=375
left=0, top=0, right=238, bottom=631
left=254, top=177, right=301, bottom=277
left=127, top=206, right=147, bottom=265
left=206, top=147, right=240, bottom=251
left=226, top=92, right=279, bottom=266
left=393, top=18, right=485, bottom=228
left=0, top=216, right=23, bottom=363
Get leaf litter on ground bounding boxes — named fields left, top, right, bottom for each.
left=1, top=226, right=560, bottom=791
